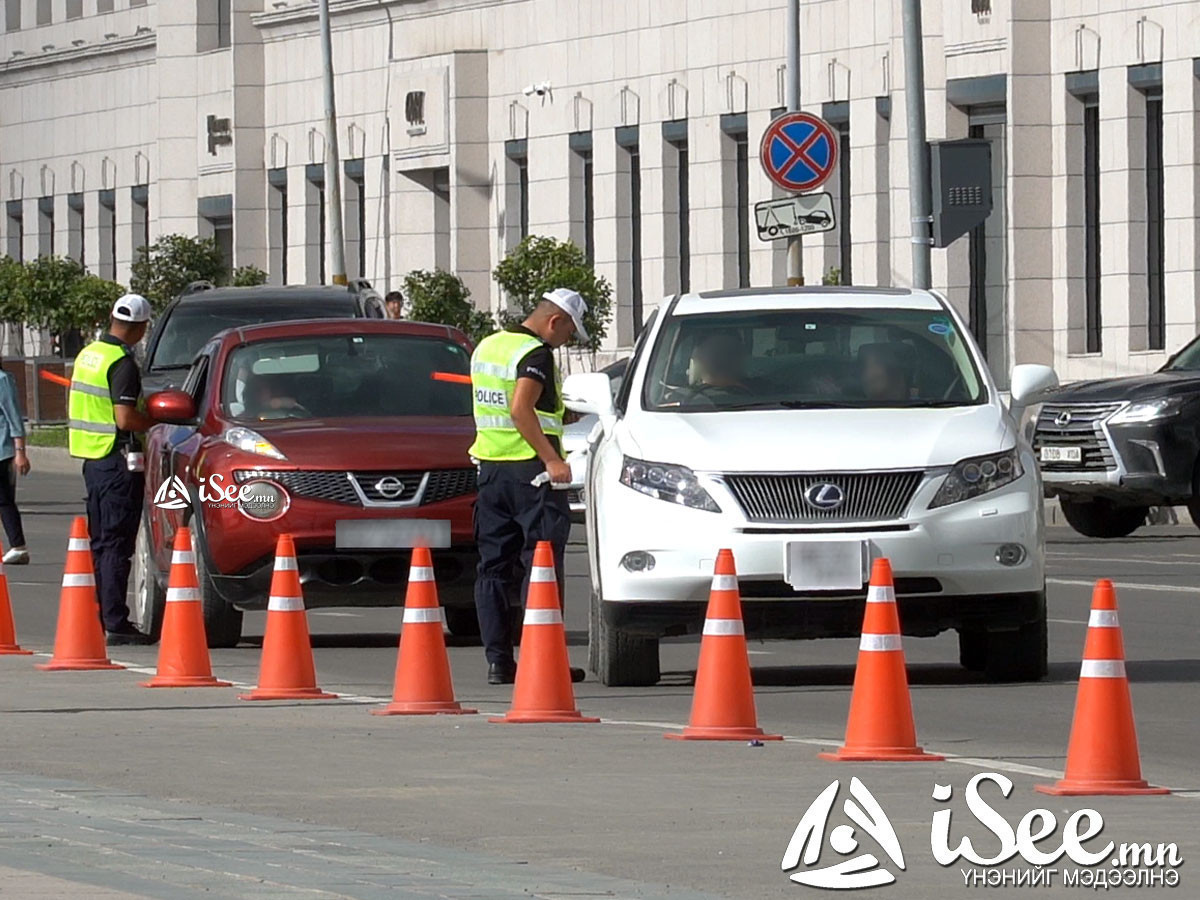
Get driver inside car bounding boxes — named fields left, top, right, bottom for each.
left=687, top=332, right=752, bottom=397
left=859, top=342, right=915, bottom=402
left=245, top=373, right=306, bottom=419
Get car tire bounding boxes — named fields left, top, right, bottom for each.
left=957, top=629, right=988, bottom=672
left=587, top=591, right=660, bottom=687
left=444, top=607, right=481, bottom=638
left=1059, top=497, right=1147, bottom=539
left=130, top=519, right=165, bottom=641
left=982, top=607, right=1048, bottom=683
left=189, top=530, right=243, bottom=648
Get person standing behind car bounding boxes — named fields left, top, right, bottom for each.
left=0, top=363, right=31, bottom=564
left=385, top=291, right=404, bottom=320
left=68, top=294, right=159, bottom=645
left=469, top=288, right=588, bottom=685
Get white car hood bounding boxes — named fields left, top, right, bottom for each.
left=621, top=405, right=1011, bottom=473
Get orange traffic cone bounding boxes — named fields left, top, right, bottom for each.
left=666, top=550, right=781, bottom=741
left=35, top=517, right=123, bottom=671
left=0, top=537, right=31, bottom=655
left=238, top=534, right=337, bottom=701
left=490, top=541, right=598, bottom=724
left=819, top=558, right=942, bottom=761
left=373, top=548, right=476, bottom=716
left=1036, top=580, right=1168, bottom=795
left=141, top=528, right=230, bottom=688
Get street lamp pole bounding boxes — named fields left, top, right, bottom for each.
left=785, top=0, right=803, bottom=286
left=902, top=0, right=932, bottom=289
left=318, top=0, right=347, bottom=285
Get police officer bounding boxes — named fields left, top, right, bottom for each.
left=69, top=294, right=158, bottom=645
left=470, top=288, right=588, bottom=684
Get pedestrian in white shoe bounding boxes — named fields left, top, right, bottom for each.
left=0, top=364, right=29, bottom=564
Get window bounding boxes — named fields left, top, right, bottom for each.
left=1145, top=94, right=1164, bottom=351
left=616, top=126, right=643, bottom=339
left=837, top=121, right=851, bottom=284
left=1083, top=103, right=1101, bottom=353
left=505, top=141, right=529, bottom=242
left=35, top=0, right=50, bottom=26
left=268, top=169, right=288, bottom=285
left=66, top=0, right=82, bottom=20
left=217, top=0, right=231, bottom=49
left=663, top=120, right=690, bottom=295
left=5, top=0, right=20, bottom=32
left=344, top=160, right=365, bottom=279
left=67, top=193, right=84, bottom=264
left=305, top=165, right=325, bottom=284
left=37, top=197, right=53, bottom=258
left=5, top=201, right=22, bottom=262
left=131, top=185, right=150, bottom=260
left=569, top=133, right=595, bottom=265
left=97, top=0, right=114, bottom=12
left=98, top=190, right=116, bottom=280
left=721, top=115, right=751, bottom=289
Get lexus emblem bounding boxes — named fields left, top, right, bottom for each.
left=374, top=476, right=407, bottom=499
left=1054, top=410, right=1072, bottom=427
left=804, top=482, right=845, bottom=511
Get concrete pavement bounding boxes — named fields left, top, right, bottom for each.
left=0, top=469, right=1196, bottom=898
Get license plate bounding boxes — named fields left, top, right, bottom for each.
left=1040, top=446, right=1082, bottom=464
left=335, top=519, right=451, bottom=549
left=783, top=541, right=867, bottom=591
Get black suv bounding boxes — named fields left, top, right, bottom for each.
left=142, top=281, right=386, bottom=393
left=1033, top=335, right=1200, bottom=538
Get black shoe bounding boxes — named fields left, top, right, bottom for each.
left=488, top=662, right=517, bottom=685
left=106, top=625, right=154, bottom=646
left=569, top=667, right=586, bottom=684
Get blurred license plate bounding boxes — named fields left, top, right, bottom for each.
left=335, top=519, right=450, bottom=549
left=1039, top=446, right=1082, bottom=463
left=784, top=541, right=866, bottom=591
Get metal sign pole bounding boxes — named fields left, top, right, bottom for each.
left=318, top=0, right=348, bottom=286
left=902, top=0, right=932, bottom=289
left=785, top=0, right=803, bottom=285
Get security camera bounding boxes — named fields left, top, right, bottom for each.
left=522, top=82, right=552, bottom=100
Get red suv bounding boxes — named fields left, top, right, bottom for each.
left=132, top=319, right=482, bottom=647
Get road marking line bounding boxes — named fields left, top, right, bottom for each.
left=309, top=612, right=363, bottom=618
left=1049, top=577, right=1198, bottom=594
left=1048, top=618, right=1087, bottom=625
left=1048, top=555, right=1200, bottom=567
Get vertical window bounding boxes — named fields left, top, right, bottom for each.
left=5, top=0, right=20, bottom=31
left=617, top=125, right=643, bottom=338
left=583, top=150, right=594, bottom=265
left=344, top=159, right=365, bottom=280
left=268, top=169, right=288, bottom=285
left=569, top=132, right=594, bottom=265
left=37, top=197, right=53, bottom=258
left=217, top=0, right=231, bottom=49
left=67, top=193, right=84, bottom=264
left=663, top=119, right=690, bottom=295
left=5, top=202, right=22, bottom=262
left=967, top=123, right=988, bottom=358
left=1145, top=94, right=1164, bottom=351
left=98, top=190, right=116, bottom=280
left=736, top=136, right=750, bottom=287
left=1083, top=103, right=1101, bottom=353
left=131, top=185, right=150, bottom=261
left=212, top=220, right=233, bottom=279
left=504, top=140, right=529, bottom=245
left=678, top=142, right=690, bottom=294
left=838, top=122, right=851, bottom=284
left=66, top=0, right=82, bottom=20
left=305, top=165, right=326, bottom=284
left=35, top=0, right=50, bottom=26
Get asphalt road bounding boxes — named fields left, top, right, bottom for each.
left=0, top=465, right=1196, bottom=898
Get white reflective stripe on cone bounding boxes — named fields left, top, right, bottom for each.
left=702, top=617, right=744, bottom=636
left=1089, top=609, right=1119, bottom=628
left=1080, top=659, right=1126, bottom=679
left=711, top=574, right=738, bottom=592
left=172, top=550, right=195, bottom=565
left=866, top=585, right=895, bottom=604
left=523, top=608, right=563, bottom=625
left=62, top=573, right=94, bottom=587
left=267, top=595, right=305, bottom=612
left=165, top=587, right=200, bottom=603
left=402, top=607, right=445, bottom=624
left=859, top=633, right=902, bottom=652
left=67, top=539, right=90, bottom=552
left=274, top=556, right=299, bottom=571
left=408, top=566, right=434, bottom=583
left=529, top=566, right=556, bottom=583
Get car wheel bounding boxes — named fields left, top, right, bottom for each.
left=444, top=607, right=481, bottom=638
left=957, top=629, right=987, bottom=672
left=587, top=591, right=660, bottom=687
left=130, top=520, right=165, bottom=640
left=982, top=606, right=1048, bottom=683
left=189, top=530, right=243, bottom=648
left=1059, top=497, right=1147, bottom=539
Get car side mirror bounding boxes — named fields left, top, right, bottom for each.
left=148, top=389, right=197, bottom=425
left=562, top=372, right=615, bottom=417
left=1009, top=364, right=1058, bottom=411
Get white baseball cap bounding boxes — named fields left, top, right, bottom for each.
left=111, top=293, right=152, bottom=323
left=542, top=288, right=589, bottom=342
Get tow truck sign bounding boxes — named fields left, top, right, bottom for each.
left=754, top=193, right=836, bottom=241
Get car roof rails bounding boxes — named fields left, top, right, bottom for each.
left=347, top=278, right=374, bottom=294
left=179, top=280, right=215, bottom=298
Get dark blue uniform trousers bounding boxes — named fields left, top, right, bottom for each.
left=83, top=453, right=144, bottom=632
left=473, top=459, right=571, bottom=666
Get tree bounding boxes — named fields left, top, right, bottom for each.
left=402, top=269, right=495, bottom=345
left=822, top=266, right=844, bottom=286
left=129, top=234, right=226, bottom=311
left=232, top=265, right=269, bottom=287
left=492, top=235, right=612, bottom=351
left=70, top=274, right=127, bottom=336
left=19, top=255, right=87, bottom=334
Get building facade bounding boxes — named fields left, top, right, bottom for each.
left=1, top=0, right=1198, bottom=384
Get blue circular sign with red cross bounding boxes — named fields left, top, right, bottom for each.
left=760, top=112, right=839, bottom=194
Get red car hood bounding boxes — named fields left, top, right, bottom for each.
left=243, top=416, right=476, bottom=470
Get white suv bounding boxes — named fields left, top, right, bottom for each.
left=563, top=287, right=1058, bottom=686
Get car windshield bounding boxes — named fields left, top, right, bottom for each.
left=223, top=334, right=472, bottom=420
left=641, top=307, right=986, bottom=411
left=148, top=302, right=350, bottom=370
left=1164, top=337, right=1200, bottom=371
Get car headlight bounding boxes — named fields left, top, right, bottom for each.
left=221, top=426, right=287, bottom=461
left=619, top=457, right=720, bottom=512
left=929, top=449, right=1023, bottom=509
left=1109, top=397, right=1183, bottom=424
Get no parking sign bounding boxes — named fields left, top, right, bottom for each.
left=760, top=112, right=839, bottom=194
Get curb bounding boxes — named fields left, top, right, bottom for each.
left=25, top=446, right=82, bottom=477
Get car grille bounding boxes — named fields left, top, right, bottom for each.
left=722, top=471, right=924, bottom=523
left=234, top=468, right=477, bottom=506
left=1033, top=403, right=1121, bottom=471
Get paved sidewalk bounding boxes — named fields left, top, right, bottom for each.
left=0, top=865, right=152, bottom=898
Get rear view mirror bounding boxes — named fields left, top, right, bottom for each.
left=1009, top=364, right=1058, bottom=410
left=562, top=373, right=615, bottom=417
left=148, top=390, right=197, bottom=425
